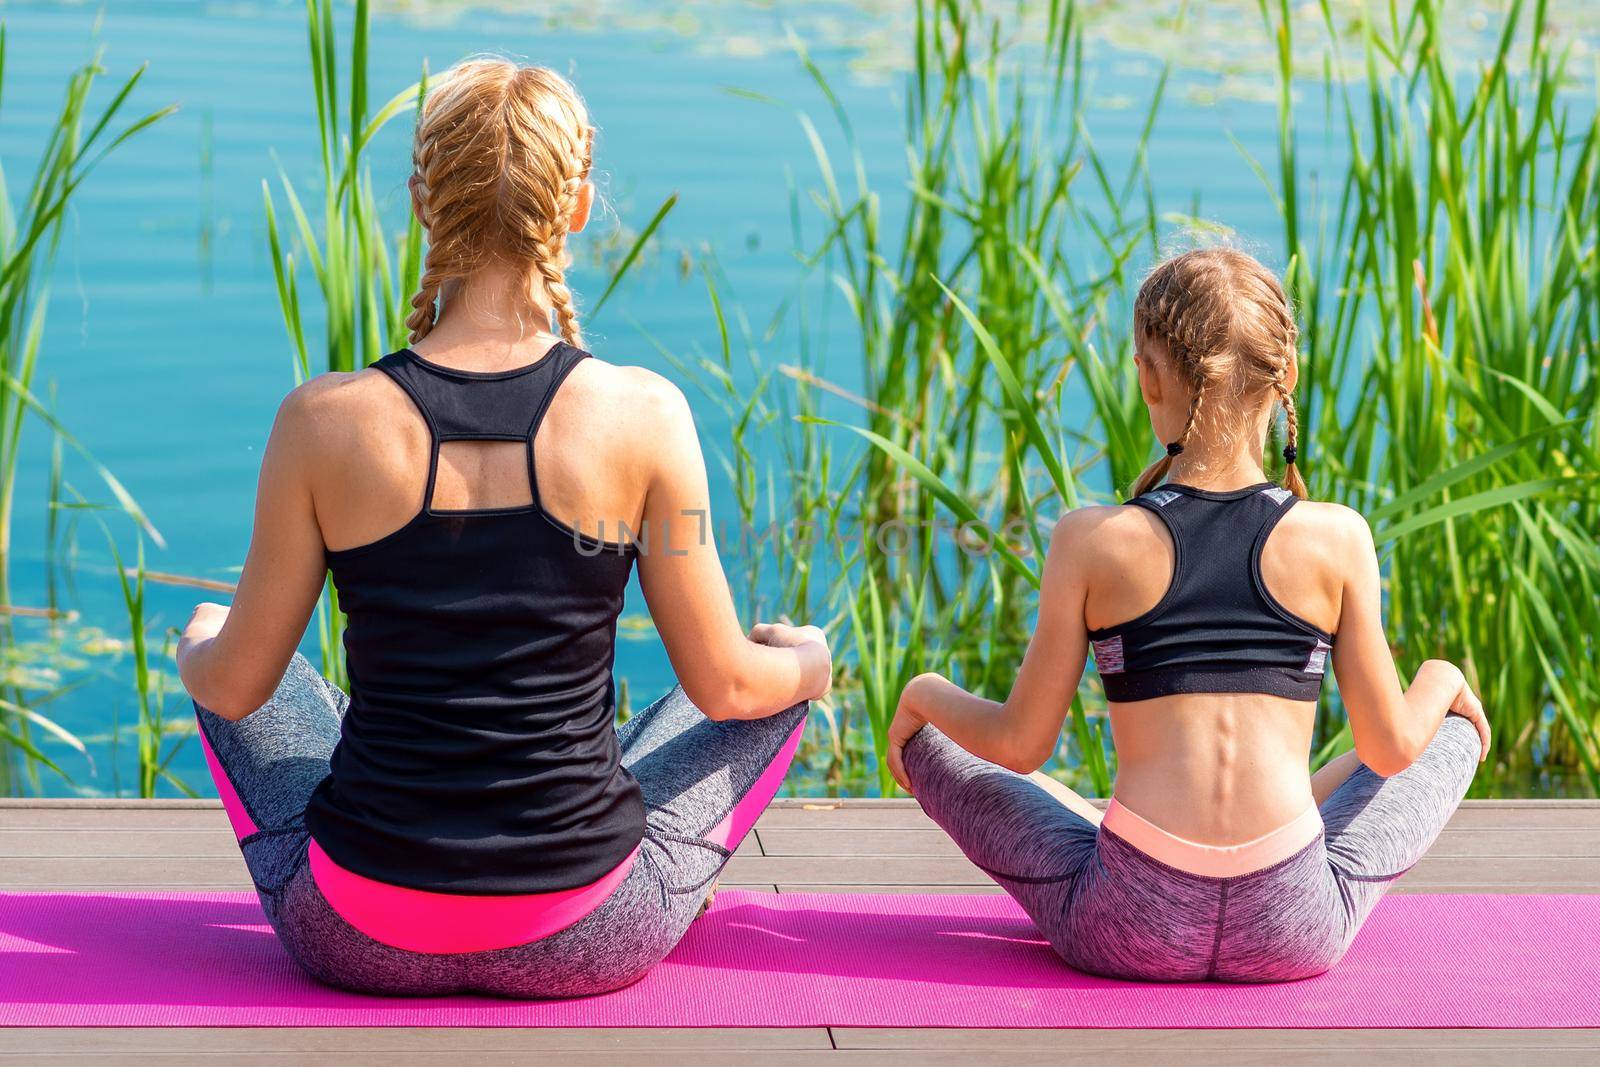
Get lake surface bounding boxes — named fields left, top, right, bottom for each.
left=0, top=0, right=1588, bottom=796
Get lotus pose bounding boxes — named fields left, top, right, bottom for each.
left=889, top=247, right=1488, bottom=983
left=176, top=60, right=830, bottom=998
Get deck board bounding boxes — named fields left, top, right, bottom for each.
left=2, top=797, right=1597, bottom=1061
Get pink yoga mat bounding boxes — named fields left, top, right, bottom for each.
left=1, top=890, right=1596, bottom=1028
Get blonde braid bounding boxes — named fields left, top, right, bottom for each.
left=530, top=174, right=586, bottom=347
left=400, top=59, right=597, bottom=349
left=1273, top=369, right=1308, bottom=499
left=405, top=140, right=447, bottom=342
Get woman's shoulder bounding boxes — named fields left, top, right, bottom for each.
left=262, top=370, right=434, bottom=510
left=272, top=368, right=412, bottom=447
left=556, top=358, right=698, bottom=439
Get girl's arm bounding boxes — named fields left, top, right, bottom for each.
left=176, top=386, right=329, bottom=720
left=1328, top=508, right=1489, bottom=777
left=888, top=513, right=1092, bottom=791
left=634, top=379, right=830, bottom=720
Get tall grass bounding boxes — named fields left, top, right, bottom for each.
left=99, top=520, right=193, bottom=798
left=1268, top=0, right=1600, bottom=788
left=0, top=28, right=172, bottom=791
left=709, top=0, right=1600, bottom=796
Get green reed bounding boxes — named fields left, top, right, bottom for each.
left=248, top=0, right=1598, bottom=798
left=1267, top=0, right=1600, bottom=790
left=101, top=522, right=193, bottom=798
left=0, top=27, right=171, bottom=790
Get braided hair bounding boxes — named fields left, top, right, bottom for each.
left=1128, top=247, right=1306, bottom=499
left=405, top=60, right=595, bottom=348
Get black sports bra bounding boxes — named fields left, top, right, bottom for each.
left=1087, top=482, right=1335, bottom=703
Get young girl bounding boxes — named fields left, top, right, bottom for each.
left=177, top=59, right=831, bottom=998
left=888, top=247, right=1489, bottom=983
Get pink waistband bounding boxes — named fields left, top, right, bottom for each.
left=1101, top=798, right=1323, bottom=877
left=303, top=720, right=808, bottom=955
left=307, top=841, right=638, bottom=955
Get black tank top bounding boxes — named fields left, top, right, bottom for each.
left=304, top=345, right=645, bottom=894
left=1087, top=483, right=1334, bottom=703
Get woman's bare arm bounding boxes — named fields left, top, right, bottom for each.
left=176, top=384, right=330, bottom=720
left=633, top=377, right=830, bottom=720
left=888, top=512, right=1092, bottom=788
left=1328, top=507, right=1489, bottom=777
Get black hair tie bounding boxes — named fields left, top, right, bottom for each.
left=1283, top=444, right=1298, bottom=464
left=1165, top=441, right=1185, bottom=458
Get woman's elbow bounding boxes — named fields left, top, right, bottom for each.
left=185, top=677, right=273, bottom=723
left=680, top=676, right=760, bottom=722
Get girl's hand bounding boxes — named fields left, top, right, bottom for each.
left=176, top=602, right=230, bottom=670
left=887, top=699, right=928, bottom=796
left=1448, top=668, right=1491, bottom=762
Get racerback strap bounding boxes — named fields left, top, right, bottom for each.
left=1128, top=483, right=1297, bottom=613
left=371, top=343, right=588, bottom=511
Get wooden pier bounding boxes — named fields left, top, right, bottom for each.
left=2, top=797, right=1597, bottom=1063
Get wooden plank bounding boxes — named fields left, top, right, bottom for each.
left=0, top=809, right=231, bottom=830
left=756, top=826, right=1600, bottom=858
left=0, top=1030, right=1592, bottom=1064
left=0, top=1053, right=850, bottom=1066
left=5, top=798, right=1598, bottom=832
left=729, top=853, right=1600, bottom=888
left=834, top=1027, right=1600, bottom=1050
left=0, top=830, right=246, bottom=857
left=5, top=850, right=1597, bottom=891
left=1, top=1054, right=1587, bottom=1067
left=0, top=800, right=220, bottom=808
left=0, top=830, right=761, bottom=860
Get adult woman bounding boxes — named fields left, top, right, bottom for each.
left=177, top=59, right=830, bottom=998
left=888, top=247, right=1488, bottom=982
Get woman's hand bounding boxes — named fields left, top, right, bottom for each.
left=176, top=602, right=230, bottom=672
left=748, top=622, right=826, bottom=650
left=749, top=622, right=832, bottom=701
left=1445, top=665, right=1491, bottom=762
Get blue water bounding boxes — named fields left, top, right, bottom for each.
left=0, top=0, right=1519, bottom=795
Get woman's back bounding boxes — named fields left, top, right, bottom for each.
left=299, top=340, right=654, bottom=894
left=176, top=57, right=832, bottom=998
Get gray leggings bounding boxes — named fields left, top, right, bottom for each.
left=197, top=653, right=807, bottom=998
left=904, top=714, right=1480, bottom=982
